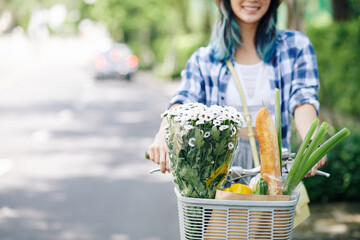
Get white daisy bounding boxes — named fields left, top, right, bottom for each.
left=204, top=131, right=210, bottom=138
left=231, top=126, right=237, bottom=136
left=204, top=113, right=213, bottom=121
left=217, top=116, right=225, bottom=122
left=219, top=125, right=229, bottom=131
left=213, top=119, right=221, bottom=126
left=188, top=137, right=196, bottom=147
left=184, top=124, right=194, bottom=131
left=189, top=113, right=198, bottom=121
left=228, top=142, right=234, bottom=150
left=196, top=119, right=205, bottom=125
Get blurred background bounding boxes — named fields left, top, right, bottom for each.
left=0, top=0, right=359, bottom=239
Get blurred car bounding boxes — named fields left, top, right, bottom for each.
left=93, top=43, right=138, bottom=80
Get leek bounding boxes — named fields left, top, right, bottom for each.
left=284, top=124, right=350, bottom=195
left=283, top=118, right=319, bottom=194
left=275, top=88, right=282, bottom=175
left=298, top=127, right=350, bottom=181
left=295, top=122, right=328, bottom=182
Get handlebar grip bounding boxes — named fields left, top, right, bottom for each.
left=316, top=170, right=330, bottom=178
left=145, top=151, right=150, bottom=160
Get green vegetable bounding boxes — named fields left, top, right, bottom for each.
left=284, top=118, right=319, bottom=194
left=275, top=88, right=282, bottom=175
left=254, top=177, right=268, bottom=195
left=294, top=122, right=328, bottom=185
left=298, top=127, right=350, bottom=180
left=283, top=119, right=350, bottom=195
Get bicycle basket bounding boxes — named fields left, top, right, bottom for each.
left=175, top=187, right=299, bottom=240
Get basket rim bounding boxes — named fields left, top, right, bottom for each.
left=174, top=187, right=299, bottom=208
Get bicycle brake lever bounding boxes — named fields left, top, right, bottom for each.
left=230, top=166, right=260, bottom=178
left=315, top=170, right=330, bottom=177
left=150, top=168, right=161, bottom=174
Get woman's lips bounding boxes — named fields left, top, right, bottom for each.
left=242, top=6, right=260, bottom=13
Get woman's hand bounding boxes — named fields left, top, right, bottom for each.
left=148, top=103, right=179, bottom=173
left=294, top=103, right=328, bottom=177
left=305, top=155, right=327, bottom=177
left=148, top=129, right=170, bottom=174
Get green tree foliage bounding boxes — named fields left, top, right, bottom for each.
left=83, top=0, right=214, bottom=73
left=0, top=0, right=82, bottom=29
left=303, top=125, right=360, bottom=202
left=291, top=19, right=360, bottom=202
left=1, top=0, right=215, bottom=74
left=307, top=18, right=360, bottom=116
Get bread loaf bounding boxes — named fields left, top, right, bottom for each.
left=256, top=107, right=282, bottom=195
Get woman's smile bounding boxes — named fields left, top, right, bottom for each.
left=231, top=0, right=271, bottom=26
left=241, top=4, right=261, bottom=14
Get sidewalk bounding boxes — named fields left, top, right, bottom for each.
left=133, top=71, right=179, bottom=99
left=293, top=202, right=360, bottom=240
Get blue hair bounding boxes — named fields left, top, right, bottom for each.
left=211, top=0, right=279, bottom=62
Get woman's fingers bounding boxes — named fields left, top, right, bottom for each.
left=306, top=167, right=317, bottom=177
left=166, top=153, right=170, bottom=173
left=306, top=155, right=327, bottom=177
left=159, top=147, right=167, bottom=173
left=318, top=156, right=327, bottom=167
left=148, top=144, right=159, bottom=164
left=148, top=146, right=154, bottom=161
left=148, top=143, right=169, bottom=174
left=153, top=147, right=160, bottom=165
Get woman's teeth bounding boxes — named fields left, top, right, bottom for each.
left=243, top=6, right=259, bottom=11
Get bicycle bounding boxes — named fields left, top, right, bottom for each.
left=146, top=148, right=329, bottom=240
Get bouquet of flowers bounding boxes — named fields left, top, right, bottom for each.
left=162, top=103, right=244, bottom=199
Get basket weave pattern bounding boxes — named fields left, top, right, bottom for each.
left=176, top=189, right=297, bottom=240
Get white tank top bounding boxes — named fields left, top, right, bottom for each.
left=225, top=61, right=275, bottom=127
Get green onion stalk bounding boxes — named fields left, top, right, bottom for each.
left=283, top=119, right=350, bottom=195
left=275, top=88, right=282, bottom=176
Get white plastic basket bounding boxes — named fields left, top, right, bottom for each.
left=175, top=188, right=299, bottom=240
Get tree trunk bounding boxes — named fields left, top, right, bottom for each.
left=332, top=0, right=349, bottom=21
left=173, top=0, right=191, bottom=33
left=286, top=0, right=305, bottom=32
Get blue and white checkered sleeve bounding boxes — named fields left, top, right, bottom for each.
left=167, top=50, right=205, bottom=109
left=288, top=36, right=320, bottom=116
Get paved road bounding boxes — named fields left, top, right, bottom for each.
left=0, top=36, right=178, bottom=240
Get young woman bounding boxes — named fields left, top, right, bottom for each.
left=148, top=0, right=327, bottom=176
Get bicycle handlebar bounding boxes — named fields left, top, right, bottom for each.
left=145, top=151, right=330, bottom=178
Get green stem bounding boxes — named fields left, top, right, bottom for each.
left=283, top=118, right=319, bottom=194
left=284, top=127, right=350, bottom=195
left=299, top=127, right=350, bottom=180
left=293, top=122, right=328, bottom=185
left=275, top=88, right=282, bottom=175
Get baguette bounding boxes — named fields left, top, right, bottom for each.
left=256, top=107, right=282, bottom=195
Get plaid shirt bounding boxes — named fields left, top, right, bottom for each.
left=168, top=30, right=320, bottom=149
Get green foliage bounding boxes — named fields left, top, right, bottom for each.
left=301, top=17, right=360, bottom=203
left=347, top=0, right=360, bottom=19
left=85, top=0, right=213, bottom=71
left=164, top=103, right=242, bottom=199
left=307, top=19, right=360, bottom=116
left=302, top=126, right=360, bottom=202
left=168, top=121, right=236, bottom=199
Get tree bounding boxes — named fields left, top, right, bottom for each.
left=286, top=0, right=306, bottom=32
left=332, top=0, right=349, bottom=21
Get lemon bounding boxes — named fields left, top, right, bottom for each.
left=229, top=184, right=253, bottom=194
left=223, top=188, right=230, bottom=192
